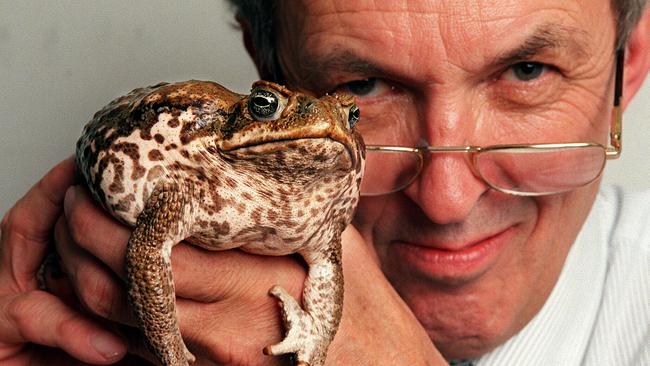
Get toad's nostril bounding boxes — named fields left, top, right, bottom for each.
left=301, top=101, right=315, bottom=114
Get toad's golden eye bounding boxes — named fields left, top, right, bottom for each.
left=249, top=89, right=283, bottom=121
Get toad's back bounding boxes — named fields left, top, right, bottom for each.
left=76, top=81, right=243, bottom=225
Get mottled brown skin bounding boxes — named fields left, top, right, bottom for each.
left=75, top=80, right=364, bottom=366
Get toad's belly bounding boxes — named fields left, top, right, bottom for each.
left=187, top=212, right=317, bottom=255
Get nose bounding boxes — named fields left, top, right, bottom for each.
left=405, top=154, right=486, bottom=224
left=403, top=92, right=488, bottom=224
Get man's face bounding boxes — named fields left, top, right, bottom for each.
left=275, top=0, right=617, bottom=359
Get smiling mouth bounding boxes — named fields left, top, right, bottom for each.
left=391, top=226, right=517, bottom=283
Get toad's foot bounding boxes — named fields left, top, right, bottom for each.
left=264, top=285, right=328, bottom=366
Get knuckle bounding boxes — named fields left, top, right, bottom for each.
left=55, top=310, right=86, bottom=341
left=0, top=206, right=25, bottom=242
left=1, top=201, right=49, bottom=246
left=5, top=293, right=29, bottom=328
left=75, top=266, right=119, bottom=319
left=5, top=292, right=44, bottom=340
left=65, top=206, right=92, bottom=249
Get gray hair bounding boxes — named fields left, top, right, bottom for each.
left=227, top=0, right=648, bottom=82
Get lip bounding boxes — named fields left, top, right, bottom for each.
left=391, top=226, right=516, bottom=283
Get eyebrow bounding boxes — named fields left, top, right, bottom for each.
left=298, top=50, right=383, bottom=89
left=492, top=23, right=590, bottom=66
left=296, top=22, right=591, bottom=88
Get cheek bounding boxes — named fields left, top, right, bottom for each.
left=351, top=197, right=388, bottom=239
left=521, top=184, right=600, bottom=288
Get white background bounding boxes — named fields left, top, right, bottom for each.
left=1, top=1, right=648, bottom=215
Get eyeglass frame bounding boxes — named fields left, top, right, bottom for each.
left=361, top=49, right=625, bottom=197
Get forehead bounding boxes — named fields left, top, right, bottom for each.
left=276, top=0, right=615, bottom=83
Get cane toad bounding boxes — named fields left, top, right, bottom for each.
left=75, top=80, right=365, bottom=366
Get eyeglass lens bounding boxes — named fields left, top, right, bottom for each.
left=360, top=149, right=421, bottom=196
left=475, top=146, right=607, bottom=195
left=360, top=145, right=607, bottom=196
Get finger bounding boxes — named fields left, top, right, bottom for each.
left=0, top=290, right=126, bottom=364
left=171, top=245, right=305, bottom=302
left=54, top=216, right=135, bottom=326
left=0, top=157, right=76, bottom=288
left=38, top=252, right=78, bottom=307
left=63, top=185, right=131, bottom=279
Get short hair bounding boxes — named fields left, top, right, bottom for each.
left=227, top=0, right=648, bottom=82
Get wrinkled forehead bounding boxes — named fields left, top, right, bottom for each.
left=275, top=0, right=616, bottom=85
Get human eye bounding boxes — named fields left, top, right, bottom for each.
left=501, top=62, right=552, bottom=82
left=336, top=77, right=393, bottom=101
left=493, top=61, right=563, bottom=106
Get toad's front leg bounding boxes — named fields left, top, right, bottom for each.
left=264, top=233, right=344, bottom=366
left=126, top=182, right=195, bottom=366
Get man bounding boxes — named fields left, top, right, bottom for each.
left=1, top=0, right=649, bottom=365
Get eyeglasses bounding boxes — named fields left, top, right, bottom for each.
left=360, top=50, right=624, bottom=197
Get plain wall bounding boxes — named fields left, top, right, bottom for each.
left=1, top=1, right=649, bottom=215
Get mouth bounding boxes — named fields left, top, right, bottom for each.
left=390, top=226, right=517, bottom=284
left=222, top=137, right=358, bottom=169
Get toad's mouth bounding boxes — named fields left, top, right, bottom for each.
left=221, top=137, right=358, bottom=170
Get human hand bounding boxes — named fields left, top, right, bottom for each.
left=0, top=157, right=128, bottom=365
left=54, top=185, right=446, bottom=365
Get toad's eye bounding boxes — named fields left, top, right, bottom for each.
left=504, top=62, right=548, bottom=82
left=248, top=89, right=283, bottom=121
left=348, top=104, right=360, bottom=128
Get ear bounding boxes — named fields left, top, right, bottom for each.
left=236, top=14, right=275, bottom=81
left=621, top=6, right=650, bottom=109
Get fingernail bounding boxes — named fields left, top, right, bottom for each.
left=90, top=332, right=125, bottom=361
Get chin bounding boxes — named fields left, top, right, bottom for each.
left=393, top=276, right=524, bottom=360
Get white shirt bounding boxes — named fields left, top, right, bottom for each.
left=474, top=186, right=650, bottom=366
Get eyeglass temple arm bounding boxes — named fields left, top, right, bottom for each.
left=608, top=48, right=624, bottom=159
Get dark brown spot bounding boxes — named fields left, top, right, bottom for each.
left=236, top=203, right=246, bottom=214
left=266, top=209, right=278, bottom=221
left=111, top=142, right=140, bottom=161
left=215, top=221, right=230, bottom=236
left=154, top=134, right=165, bottom=144
left=148, top=149, right=164, bottom=161
left=132, top=166, right=146, bottom=180
left=278, top=219, right=298, bottom=228
left=225, top=177, right=237, bottom=189
left=250, top=207, right=262, bottom=223
left=147, top=165, right=165, bottom=181
left=192, top=153, right=206, bottom=163
left=168, top=118, right=180, bottom=128
left=109, top=181, right=124, bottom=194
left=113, top=194, right=135, bottom=212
